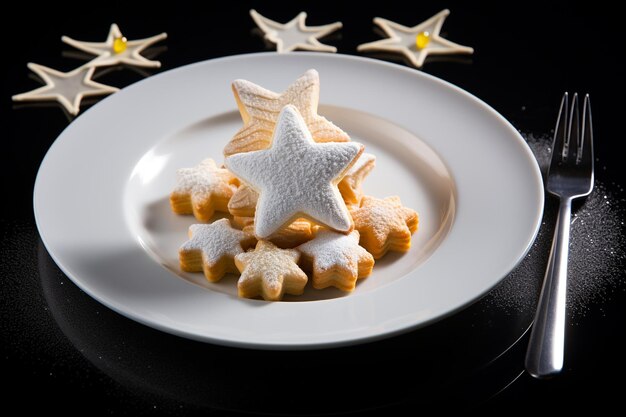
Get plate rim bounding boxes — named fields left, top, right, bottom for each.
left=34, top=52, right=544, bottom=349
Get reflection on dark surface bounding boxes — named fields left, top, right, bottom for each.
left=62, top=45, right=168, bottom=63
left=360, top=51, right=474, bottom=68
left=37, top=225, right=546, bottom=413
left=249, top=28, right=343, bottom=53
left=92, top=64, right=157, bottom=80
left=13, top=101, right=81, bottom=122
left=250, top=27, right=280, bottom=51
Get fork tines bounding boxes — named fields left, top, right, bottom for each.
left=551, top=92, right=594, bottom=168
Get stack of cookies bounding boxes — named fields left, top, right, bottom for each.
left=171, top=69, right=418, bottom=301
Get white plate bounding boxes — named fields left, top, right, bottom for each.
left=34, top=53, right=543, bottom=349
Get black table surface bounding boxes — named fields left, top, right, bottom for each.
left=2, top=2, right=625, bottom=415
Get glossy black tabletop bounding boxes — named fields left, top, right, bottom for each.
left=1, top=2, right=625, bottom=415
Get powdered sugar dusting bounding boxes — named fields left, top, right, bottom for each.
left=173, top=158, right=236, bottom=199
left=298, top=230, right=371, bottom=271
left=351, top=196, right=416, bottom=243
left=180, top=219, right=251, bottom=265
left=235, top=240, right=308, bottom=300
left=225, top=105, right=362, bottom=238
left=238, top=243, right=301, bottom=280
left=486, top=132, right=626, bottom=319
left=566, top=180, right=626, bottom=316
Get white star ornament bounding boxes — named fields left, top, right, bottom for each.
left=250, top=9, right=342, bottom=53
left=62, top=23, right=167, bottom=68
left=357, top=9, right=473, bottom=68
left=12, top=63, right=118, bottom=115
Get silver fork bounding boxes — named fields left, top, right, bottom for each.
left=525, top=92, right=594, bottom=379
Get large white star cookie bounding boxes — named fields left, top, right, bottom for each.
left=232, top=153, right=376, bottom=217
left=225, top=105, right=363, bottom=238
left=357, top=9, right=473, bottom=68
left=224, top=69, right=349, bottom=156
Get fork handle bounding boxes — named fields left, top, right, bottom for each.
left=525, top=197, right=572, bottom=378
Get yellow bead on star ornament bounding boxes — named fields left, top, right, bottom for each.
left=415, top=31, right=430, bottom=49
left=112, top=36, right=128, bottom=54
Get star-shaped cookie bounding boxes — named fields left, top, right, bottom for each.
left=350, top=196, right=419, bottom=259
left=357, top=9, right=473, bottom=68
left=298, top=230, right=375, bottom=291
left=228, top=185, right=258, bottom=217
left=179, top=219, right=256, bottom=282
left=224, top=69, right=349, bottom=156
left=170, top=158, right=238, bottom=222
left=235, top=240, right=308, bottom=301
left=243, top=218, right=314, bottom=249
left=12, top=63, right=118, bottom=115
left=228, top=154, right=376, bottom=217
left=62, top=23, right=167, bottom=68
left=232, top=215, right=255, bottom=229
left=225, top=105, right=363, bottom=238
left=250, top=9, right=342, bottom=53
left=338, top=153, right=376, bottom=206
